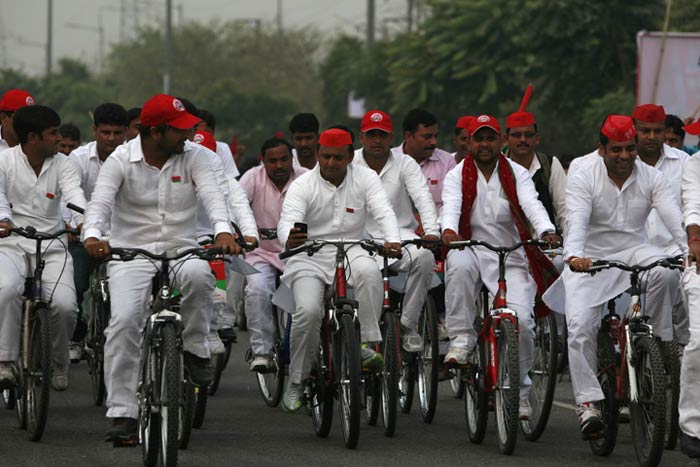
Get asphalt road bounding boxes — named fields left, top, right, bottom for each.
left=0, top=330, right=697, bottom=467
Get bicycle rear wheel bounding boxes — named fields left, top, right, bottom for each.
left=495, top=317, right=519, bottom=455
left=255, top=307, right=286, bottom=407
left=192, top=385, right=208, bottom=429
left=309, top=339, right=333, bottom=438
left=520, top=312, right=558, bottom=441
left=589, top=329, right=618, bottom=456
left=178, top=379, right=194, bottom=449
left=25, top=305, right=51, bottom=442
left=380, top=312, right=399, bottom=436
left=337, top=313, right=361, bottom=449
left=663, top=338, right=680, bottom=450
left=88, top=295, right=107, bottom=407
left=398, top=353, right=415, bottom=413
left=630, top=335, right=666, bottom=467
left=159, top=324, right=181, bottom=467
left=450, top=368, right=465, bottom=399
left=464, top=339, right=488, bottom=444
left=418, top=296, right=439, bottom=423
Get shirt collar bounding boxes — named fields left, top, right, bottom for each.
left=128, top=136, right=145, bottom=162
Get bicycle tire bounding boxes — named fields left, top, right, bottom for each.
left=380, top=312, right=399, bottom=436
left=192, top=385, right=208, bottom=428
left=255, top=307, right=286, bottom=407
left=557, top=318, right=569, bottom=374
left=337, top=313, right=361, bottom=449
left=521, top=312, right=558, bottom=441
left=418, top=295, right=439, bottom=424
left=15, top=364, right=26, bottom=430
left=159, top=324, right=180, bottom=467
left=464, top=338, right=489, bottom=444
left=207, top=347, right=227, bottom=396
left=25, top=305, right=51, bottom=442
left=630, top=335, right=667, bottom=467
left=235, top=296, right=247, bottom=331
left=398, top=352, right=415, bottom=413
left=88, top=296, right=107, bottom=407
left=589, top=329, right=618, bottom=456
left=309, top=340, right=333, bottom=438
left=365, top=373, right=380, bottom=426
left=663, top=338, right=680, bottom=450
left=140, top=332, right=159, bottom=467
left=450, top=368, right=465, bottom=399
left=495, top=317, right=519, bottom=455
left=178, top=380, right=194, bottom=449
left=3, top=387, right=15, bottom=410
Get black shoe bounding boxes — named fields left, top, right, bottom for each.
left=184, top=351, right=214, bottom=387
left=681, top=431, right=700, bottom=458
left=217, top=327, right=237, bottom=344
left=105, top=417, right=138, bottom=446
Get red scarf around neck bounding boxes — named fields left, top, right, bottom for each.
left=458, top=153, right=558, bottom=317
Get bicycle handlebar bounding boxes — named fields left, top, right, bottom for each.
left=445, top=238, right=550, bottom=253
left=108, top=246, right=223, bottom=263
left=230, top=222, right=256, bottom=252
left=280, top=239, right=381, bottom=260
left=11, top=226, right=80, bottom=240
left=258, top=228, right=277, bottom=240
left=575, top=256, right=683, bottom=274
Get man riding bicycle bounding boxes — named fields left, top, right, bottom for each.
left=82, top=94, right=238, bottom=443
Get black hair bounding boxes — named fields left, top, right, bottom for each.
left=402, top=108, right=437, bottom=134
left=599, top=115, right=611, bottom=146
left=260, top=137, right=293, bottom=158
left=289, top=113, right=319, bottom=134
left=665, top=114, right=685, bottom=140
left=93, top=102, right=128, bottom=127
left=198, top=109, right=216, bottom=133
left=175, top=97, right=198, bottom=116
left=59, top=122, right=81, bottom=141
left=126, top=107, right=141, bottom=124
left=13, top=105, right=60, bottom=144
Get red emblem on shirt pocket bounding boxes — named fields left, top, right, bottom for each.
left=430, top=179, right=438, bottom=185
left=346, top=207, right=355, bottom=213
left=45, top=192, right=55, bottom=200
left=171, top=176, right=182, bottom=183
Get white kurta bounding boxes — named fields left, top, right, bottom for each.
left=215, top=140, right=240, bottom=178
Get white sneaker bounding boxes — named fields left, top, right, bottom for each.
left=51, top=365, right=69, bottom=391
left=519, top=398, right=532, bottom=421
left=282, top=382, right=303, bottom=414
left=576, top=402, right=604, bottom=440
left=249, top=354, right=273, bottom=373
left=401, top=327, right=424, bottom=352
left=69, top=342, right=83, bottom=363
left=0, top=362, right=15, bottom=390
left=444, top=346, right=469, bottom=365
left=207, top=331, right=226, bottom=355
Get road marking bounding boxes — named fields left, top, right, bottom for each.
left=553, top=400, right=578, bottom=411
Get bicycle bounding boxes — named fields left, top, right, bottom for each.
left=107, top=245, right=224, bottom=467
left=85, top=259, right=110, bottom=407
left=445, top=238, right=550, bottom=455
left=8, top=225, right=78, bottom=441
left=575, top=256, right=682, bottom=467
left=280, top=239, right=381, bottom=449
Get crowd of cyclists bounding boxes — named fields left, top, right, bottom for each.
left=0, top=85, right=700, bottom=466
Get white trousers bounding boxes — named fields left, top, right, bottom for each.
left=444, top=248, right=535, bottom=398
left=565, top=247, right=679, bottom=405
left=104, top=257, right=214, bottom=419
left=288, top=248, right=382, bottom=384
left=245, top=262, right=279, bottom=355
left=680, top=269, right=700, bottom=439
left=390, top=244, right=434, bottom=330
left=0, top=247, right=77, bottom=368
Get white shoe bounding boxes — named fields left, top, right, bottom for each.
left=282, top=382, right=303, bottom=413
left=0, top=362, right=15, bottom=390
left=444, top=346, right=469, bottom=365
left=519, top=398, right=532, bottom=420
left=576, top=402, right=603, bottom=440
left=249, top=354, right=273, bottom=373
left=69, top=342, right=83, bottom=363
left=207, top=331, right=226, bottom=355
left=401, top=327, right=424, bottom=352
left=51, top=365, right=69, bottom=391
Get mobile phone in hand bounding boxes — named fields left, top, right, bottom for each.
left=294, top=222, right=308, bottom=234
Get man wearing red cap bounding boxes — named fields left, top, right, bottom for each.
left=548, top=115, right=685, bottom=440
left=441, top=114, right=560, bottom=421
left=239, top=137, right=306, bottom=372
left=353, top=110, right=439, bottom=353
left=393, top=108, right=456, bottom=213
left=277, top=128, right=400, bottom=413
left=452, top=116, right=473, bottom=164
left=0, top=89, right=35, bottom=152
left=82, top=94, right=238, bottom=443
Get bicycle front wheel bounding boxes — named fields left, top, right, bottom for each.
left=88, top=293, right=108, bottom=407
left=309, top=340, right=333, bottom=438
left=418, top=295, right=439, bottom=423
left=464, top=339, right=488, bottom=444
left=192, top=385, right=208, bottom=429
left=178, top=379, right=194, bottom=449
left=255, top=307, right=286, bottom=407
left=337, top=313, right=361, bottom=449
left=589, top=329, right=618, bottom=456
left=25, top=305, right=51, bottom=442
left=159, top=324, right=181, bottom=467
left=380, top=312, right=399, bottom=436
left=495, top=317, right=519, bottom=455
left=630, top=335, right=666, bottom=467
left=663, top=337, right=680, bottom=450
left=520, top=311, right=558, bottom=441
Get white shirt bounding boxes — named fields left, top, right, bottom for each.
left=0, top=145, right=86, bottom=234
left=0, top=126, right=9, bottom=152
left=564, top=156, right=685, bottom=261
left=440, top=158, right=555, bottom=245
left=642, top=144, right=688, bottom=248
left=83, top=136, right=232, bottom=253
left=510, top=153, right=567, bottom=231
left=216, top=141, right=240, bottom=178
left=567, top=148, right=601, bottom=178
left=353, top=148, right=439, bottom=239
left=682, top=152, right=700, bottom=228
left=67, top=141, right=102, bottom=200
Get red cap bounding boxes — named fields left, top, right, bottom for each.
left=506, top=111, right=536, bottom=129
left=140, top=94, right=201, bottom=129
left=456, top=116, right=475, bottom=130
left=360, top=110, right=392, bottom=133
left=632, top=104, right=666, bottom=123
left=684, top=119, right=700, bottom=136
left=0, top=89, right=35, bottom=112
left=318, top=128, right=352, bottom=147
left=192, top=130, right=217, bottom=152
left=469, top=115, right=501, bottom=136
left=601, top=115, right=636, bottom=142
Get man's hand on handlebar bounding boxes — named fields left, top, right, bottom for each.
left=286, top=227, right=308, bottom=249
left=568, top=256, right=592, bottom=272
left=243, top=236, right=258, bottom=250
left=0, top=221, right=12, bottom=238
left=442, top=230, right=463, bottom=248
left=541, top=232, right=562, bottom=248
left=215, top=232, right=240, bottom=255
left=384, top=241, right=401, bottom=258
left=85, top=237, right=111, bottom=258
left=420, top=234, right=440, bottom=249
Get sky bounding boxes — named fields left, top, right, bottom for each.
left=0, top=0, right=412, bottom=76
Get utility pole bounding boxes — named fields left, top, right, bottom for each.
left=367, top=0, right=375, bottom=44
left=46, top=0, right=53, bottom=77
left=276, top=0, right=282, bottom=33
left=164, top=0, right=172, bottom=93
